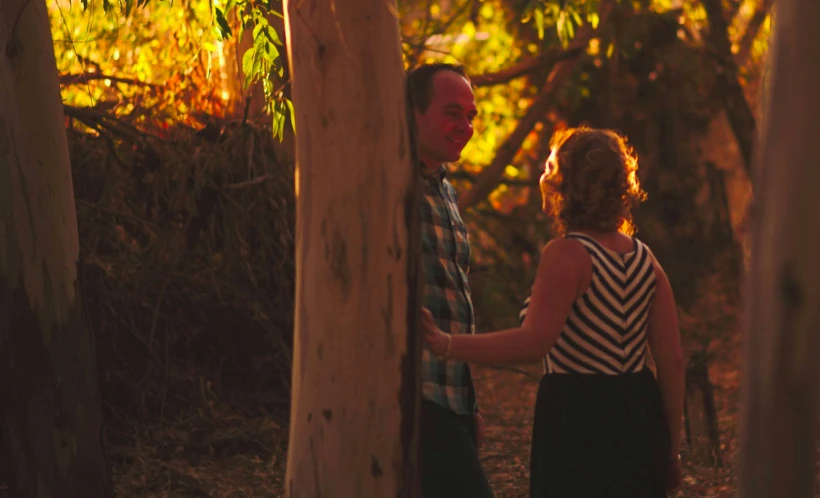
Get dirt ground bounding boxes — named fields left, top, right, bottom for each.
left=106, top=329, right=745, bottom=497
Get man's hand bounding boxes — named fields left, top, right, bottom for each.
left=474, top=412, right=485, bottom=450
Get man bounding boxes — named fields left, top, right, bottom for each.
left=407, top=62, right=495, bottom=498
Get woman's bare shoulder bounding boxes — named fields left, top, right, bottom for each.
left=541, top=237, right=590, bottom=267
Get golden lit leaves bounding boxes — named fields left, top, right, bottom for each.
left=49, top=0, right=230, bottom=126
left=48, top=0, right=291, bottom=135
left=409, top=0, right=535, bottom=212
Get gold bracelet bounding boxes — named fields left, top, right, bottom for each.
left=438, top=334, right=452, bottom=360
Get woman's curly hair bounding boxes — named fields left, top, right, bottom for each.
left=540, top=126, right=646, bottom=236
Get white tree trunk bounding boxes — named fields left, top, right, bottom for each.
left=738, top=0, right=820, bottom=496
left=283, top=0, right=420, bottom=496
left=0, top=0, right=110, bottom=496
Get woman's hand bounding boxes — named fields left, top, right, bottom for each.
left=420, top=308, right=450, bottom=357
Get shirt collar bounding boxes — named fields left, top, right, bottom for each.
left=420, top=163, right=447, bottom=183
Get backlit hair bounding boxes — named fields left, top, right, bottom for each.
left=540, top=126, right=646, bottom=236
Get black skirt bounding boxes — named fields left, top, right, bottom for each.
left=529, top=368, right=670, bottom=498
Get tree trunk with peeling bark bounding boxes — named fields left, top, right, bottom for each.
left=283, top=0, right=420, bottom=496
left=702, top=0, right=758, bottom=174
left=738, top=0, right=820, bottom=496
left=0, top=0, right=112, bottom=496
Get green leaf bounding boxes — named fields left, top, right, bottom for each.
left=286, top=98, right=296, bottom=133
left=124, top=0, right=134, bottom=16
left=272, top=100, right=286, bottom=140
left=250, top=45, right=267, bottom=84
left=214, top=7, right=232, bottom=39
left=267, top=25, right=284, bottom=45
left=252, top=13, right=269, bottom=28
left=556, top=11, right=569, bottom=47
left=570, top=8, right=582, bottom=26
left=534, top=9, right=545, bottom=39
left=588, top=12, right=600, bottom=29
left=242, top=48, right=255, bottom=89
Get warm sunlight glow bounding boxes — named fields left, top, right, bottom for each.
left=588, top=38, right=600, bottom=56
left=48, top=0, right=235, bottom=122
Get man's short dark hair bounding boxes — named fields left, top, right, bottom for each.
left=406, top=62, right=469, bottom=114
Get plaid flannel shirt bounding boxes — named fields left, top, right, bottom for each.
left=420, top=166, right=477, bottom=416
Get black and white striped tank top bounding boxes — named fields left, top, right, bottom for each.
left=519, top=232, right=657, bottom=375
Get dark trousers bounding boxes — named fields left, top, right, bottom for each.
left=421, top=400, right=495, bottom=498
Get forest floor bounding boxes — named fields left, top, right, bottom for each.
left=472, top=331, right=742, bottom=498
left=105, top=327, right=750, bottom=497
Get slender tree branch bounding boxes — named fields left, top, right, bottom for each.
left=458, top=0, right=616, bottom=210
left=735, top=0, right=774, bottom=65
left=471, top=46, right=586, bottom=87
left=59, top=72, right=160, bottom=88
left=63, top=104, right=162, bottom=142
left=726, top=0, right=743, bottom=20
left=448, top=170, right=536, bottom=187
left=405, top=0, right=472, bottom=67
left=702, top=0, right=757, bottom=174
left=225, top=173, right=288, bottom=190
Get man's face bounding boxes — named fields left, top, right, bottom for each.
left=414, top=71, right=477, bottom=167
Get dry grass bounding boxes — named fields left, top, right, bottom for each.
left=67, top=114, right=295, bottom=497
left=109, top=406, right=288, bottom=497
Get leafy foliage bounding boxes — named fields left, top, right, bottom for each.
left=213, top=0, right=293, bottom=139
left=49, top=0, right=292, bottom=135
left=40, top=0, right=773, bottom=493
left=523, top=0, right=601, bottom=46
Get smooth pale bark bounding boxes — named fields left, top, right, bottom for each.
left=738, top=0, right=820, bottom=496
left=0, top=0, right=111, bottom=496
left=283, top=0, right=420, bottom=496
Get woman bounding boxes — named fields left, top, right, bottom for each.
left=422, top=127, right=685, bottom=497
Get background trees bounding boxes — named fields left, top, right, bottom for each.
left=0, top=0, right=788, bottom=495
left=0, top=0, right=111, bottom=495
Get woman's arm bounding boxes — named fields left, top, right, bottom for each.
left=427, top=238, right=584, bottom=365
left=646, top=259, right=686, bottom=458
